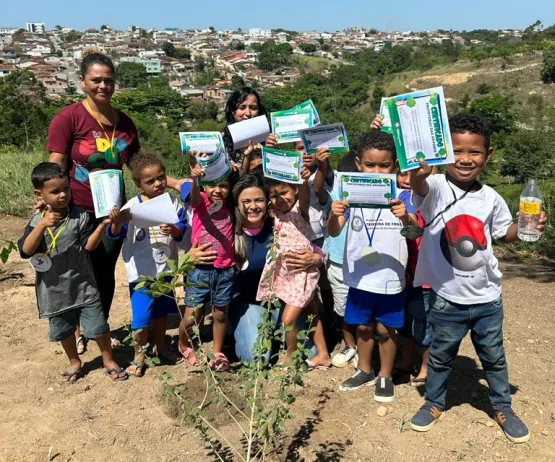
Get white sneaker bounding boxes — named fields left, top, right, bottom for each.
left=331, top=346, right=357, bottom=368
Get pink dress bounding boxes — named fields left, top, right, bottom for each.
left=256, top=203, right=319, bottom=308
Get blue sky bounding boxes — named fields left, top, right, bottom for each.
left=2, top=0, right=555, bottom=32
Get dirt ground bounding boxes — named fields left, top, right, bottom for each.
left=1, top=213, right=555, bottom=462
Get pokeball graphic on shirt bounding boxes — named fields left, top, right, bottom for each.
left=440, top=214, right=489, bottom=272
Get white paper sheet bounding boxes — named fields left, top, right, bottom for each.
left=227, top=115, right=271, bottom=150
left=89, top=169, right=123, bottom=218
left=121, top=193, right=179, bottom=228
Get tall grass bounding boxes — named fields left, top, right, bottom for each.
left=0, top=148, right=47, bottom=217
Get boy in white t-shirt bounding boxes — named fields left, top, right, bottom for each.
left=409, top=114, right=547, bottom=443
left=328, top=131, right=417, bottom=403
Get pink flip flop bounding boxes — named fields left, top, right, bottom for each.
left=210, top=352, right=230, bottom=372
left=179, top=346, right=198, bottom=366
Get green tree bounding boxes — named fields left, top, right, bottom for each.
left=299, top=43, right=317, bottom=54
left=467, top=93, right=516, bottom=134
left=56, top=49, right=63, bottom=58
left=541, top=47, right=555, bottom=83
left=185, top=100, right=220, bottom=122
left=257, top=42, right=293, bottom=71
left=113, top=86, right=189, bottom=130
left=55, top=25, right=62, bottom=31
left=117, top=62, right=148, bottom=89
left=0, top=71, right=49, bottom=147
left=149, top=74, right=169, bottom=88
left=231, top=74, right=246, bottom=89
left=501, top=129, right=553, bottom=181
left=371, top=85, right=385, bottom=112
left=162, top=41, right=176, bottom=57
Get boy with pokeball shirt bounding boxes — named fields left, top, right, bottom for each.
left=409, top=113, right=548, bottom=443
left=18, top=162, right=128, bottom=383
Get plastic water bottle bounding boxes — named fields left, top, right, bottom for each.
left=517, top=179, right=543, bottom=242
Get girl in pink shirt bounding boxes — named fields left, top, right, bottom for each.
left=178, top=162, right=237, bottom=372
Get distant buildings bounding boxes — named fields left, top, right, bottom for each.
left=26, top=22, right=46, bottom=34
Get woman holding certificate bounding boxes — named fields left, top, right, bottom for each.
left=223, top=87, right=268, bottom=175
left=45, top=51, right=180, bottom=350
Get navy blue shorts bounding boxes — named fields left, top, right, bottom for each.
left=129, top=280, right=178, bottom=330
left=345, top=287, right=405, bottom=328
left=185, top=265, right=235, bottom=308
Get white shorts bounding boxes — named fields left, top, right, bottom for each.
left=327, top=262, right=349, bottom=317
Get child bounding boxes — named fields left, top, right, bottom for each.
left=370, top=115, right=433, bottom=385
left=394, top=169, right=432, bottom=389
left=18, top=162, right=128, bottom=383
left=322, top=152, right=360, bottom=368
left=256, top=172, right=331, bottom=369
left=409, top=114, right=547, bottom=443
left=328, top=131, right=416, bottom=402
left=179, top=160, right=237, bottom=372
left=107, top=151, right=188, bottom=377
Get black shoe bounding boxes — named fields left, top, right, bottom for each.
left=374, top=376, right=395, bottom=403
left=339, top=369, right=377, bottom=391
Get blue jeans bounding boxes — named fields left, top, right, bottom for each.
left=229, top=299, right=316, bottom=363
left=426, top=291, right=511, bottom=412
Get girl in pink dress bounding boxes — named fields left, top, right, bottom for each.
left=257, top=173, right=331, bottom=369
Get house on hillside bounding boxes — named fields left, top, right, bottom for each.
left=0, top=64, right=17, bottom=79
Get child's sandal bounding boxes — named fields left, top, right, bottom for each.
left=76, top=335, right=87, bottom=355
left=126, top=361, right=146, bottom=377
left=210, top=352, right=230, bottom=372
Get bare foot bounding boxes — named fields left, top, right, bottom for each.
left=307, top=354, right=332, bottom=368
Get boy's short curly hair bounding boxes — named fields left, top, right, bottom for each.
left=356, top=131, right=397, bottom=161
left=128, top=150, right=166, bottom=183
left=449, top=113, right=491, bottom=150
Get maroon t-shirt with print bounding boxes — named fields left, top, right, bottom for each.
left=46, top=101, right=140, bottom=213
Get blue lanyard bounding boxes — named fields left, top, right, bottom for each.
left=360, top=208, right=382, bottom=247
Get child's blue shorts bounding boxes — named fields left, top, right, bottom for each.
left=185, top=265, right=235, bottom=308
left=129, top=280, right=178, bottom=330
left=345, top=287, right=405, bottom=328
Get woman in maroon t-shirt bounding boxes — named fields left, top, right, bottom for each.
left=46, top=52, right=181, bottom=346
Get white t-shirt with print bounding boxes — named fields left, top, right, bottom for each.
left=412, top=175, right=512, bottom=305
left=115, top=194, right=187, bottom=283
left=342, top=205, right=409, bottom=295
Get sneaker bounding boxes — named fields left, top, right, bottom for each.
left=339, top=369, right=377, bottom=391
left=494, top=408, right=530, bottom=443
left=374, top=376, right=395, bottom=403
left=332, top=346, right=357, bottom=368
left=410, top=402, right=444, bottom=432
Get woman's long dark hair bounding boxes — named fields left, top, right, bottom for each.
left=232, top=173, right=268, bottom=265
left=224, top=87, right=266, bottom=124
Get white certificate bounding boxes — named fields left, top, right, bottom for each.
left=299, top=123, right=349, bottom=154
left=383, top=86, right=455, bottom=171
left=196, top=148, right=232, bottom=186
left=271, top=107, right=314, bottom=143
left=89, top=169, right=123, bottom=217
left=336, top=173, right=397, bottom=208
left=262, top=147, right=303, bottom=184
left=180, top=132, right=224, bottom=154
